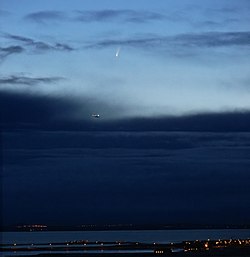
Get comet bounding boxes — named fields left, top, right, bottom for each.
left=115, top=47, right=120, bottom=57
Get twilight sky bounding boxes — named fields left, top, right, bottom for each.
left=1, top=0, right=250, bottom=227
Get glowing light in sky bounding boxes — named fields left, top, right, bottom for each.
left=115, top=47, right=121, bottom=57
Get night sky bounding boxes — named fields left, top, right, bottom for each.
left=1, top=0, right=250, bottom=227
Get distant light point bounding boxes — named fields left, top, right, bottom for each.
left=92, top=114, right=100, bottom=118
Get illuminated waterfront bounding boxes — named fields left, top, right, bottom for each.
left=1, top=236, right=250, bottom=257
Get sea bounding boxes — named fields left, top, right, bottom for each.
left=2, top=229, right=250, bottom=244
left=1, top=229, right=250, bottom=256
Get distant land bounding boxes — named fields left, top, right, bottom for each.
left=2, top=224, right=250, bottom=232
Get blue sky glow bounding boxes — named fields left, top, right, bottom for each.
left=1, top=0, right=250, bottom=119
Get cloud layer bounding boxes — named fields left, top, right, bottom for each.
left=0, top=45, right=24, bottom=60
left=87, top=31, right=250, bottom=50
left=0, top=75, right=64, bottom=86
left=75, top=9, right=164, bottom=23
left=1, top=90, right=250, bottom=131
left=25, top=10, right=65, bottom=23
left=24, top=9, right=165, bottom=24
left=0, top=33, right=74, bottom=61
left=3, top=129, right=250, bottom=225
left=5, top=33, right=74, bottom=51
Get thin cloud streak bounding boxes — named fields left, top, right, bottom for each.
left=0, top=45, right=24, bottom=60
left=87, top=31, right=250, bottom=50
left=25, top=11, right=66, bottom=23
left=0, top=9, right=10, bottom=16
left=4, top=33, right=74, bottom=52
left=75, top=9, right=164, bottom=23
left=0, top=75, right=64, bottom=86
left=24, top=9, right=165, bottom=24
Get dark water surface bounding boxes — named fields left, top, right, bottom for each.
left=2, top=229, right=250, bottom=244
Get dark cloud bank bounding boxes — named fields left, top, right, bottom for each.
left=2, top=125, right=250, bottom=226
left=1, top=91, right=250, bottom=226
left=1, top=90, right=250, bottom=132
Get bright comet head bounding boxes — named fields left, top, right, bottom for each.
left=115, top=47, right=120, bottom=57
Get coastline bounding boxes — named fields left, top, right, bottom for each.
left=10, top=250, right=250, bottom=257
left=2, top=239, right=250, bottom=257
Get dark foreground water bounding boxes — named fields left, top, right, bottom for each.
left=2, top=229, right=250, bottom=244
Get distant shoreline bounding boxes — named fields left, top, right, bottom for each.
left=2, top=225, right=250, bottom=232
